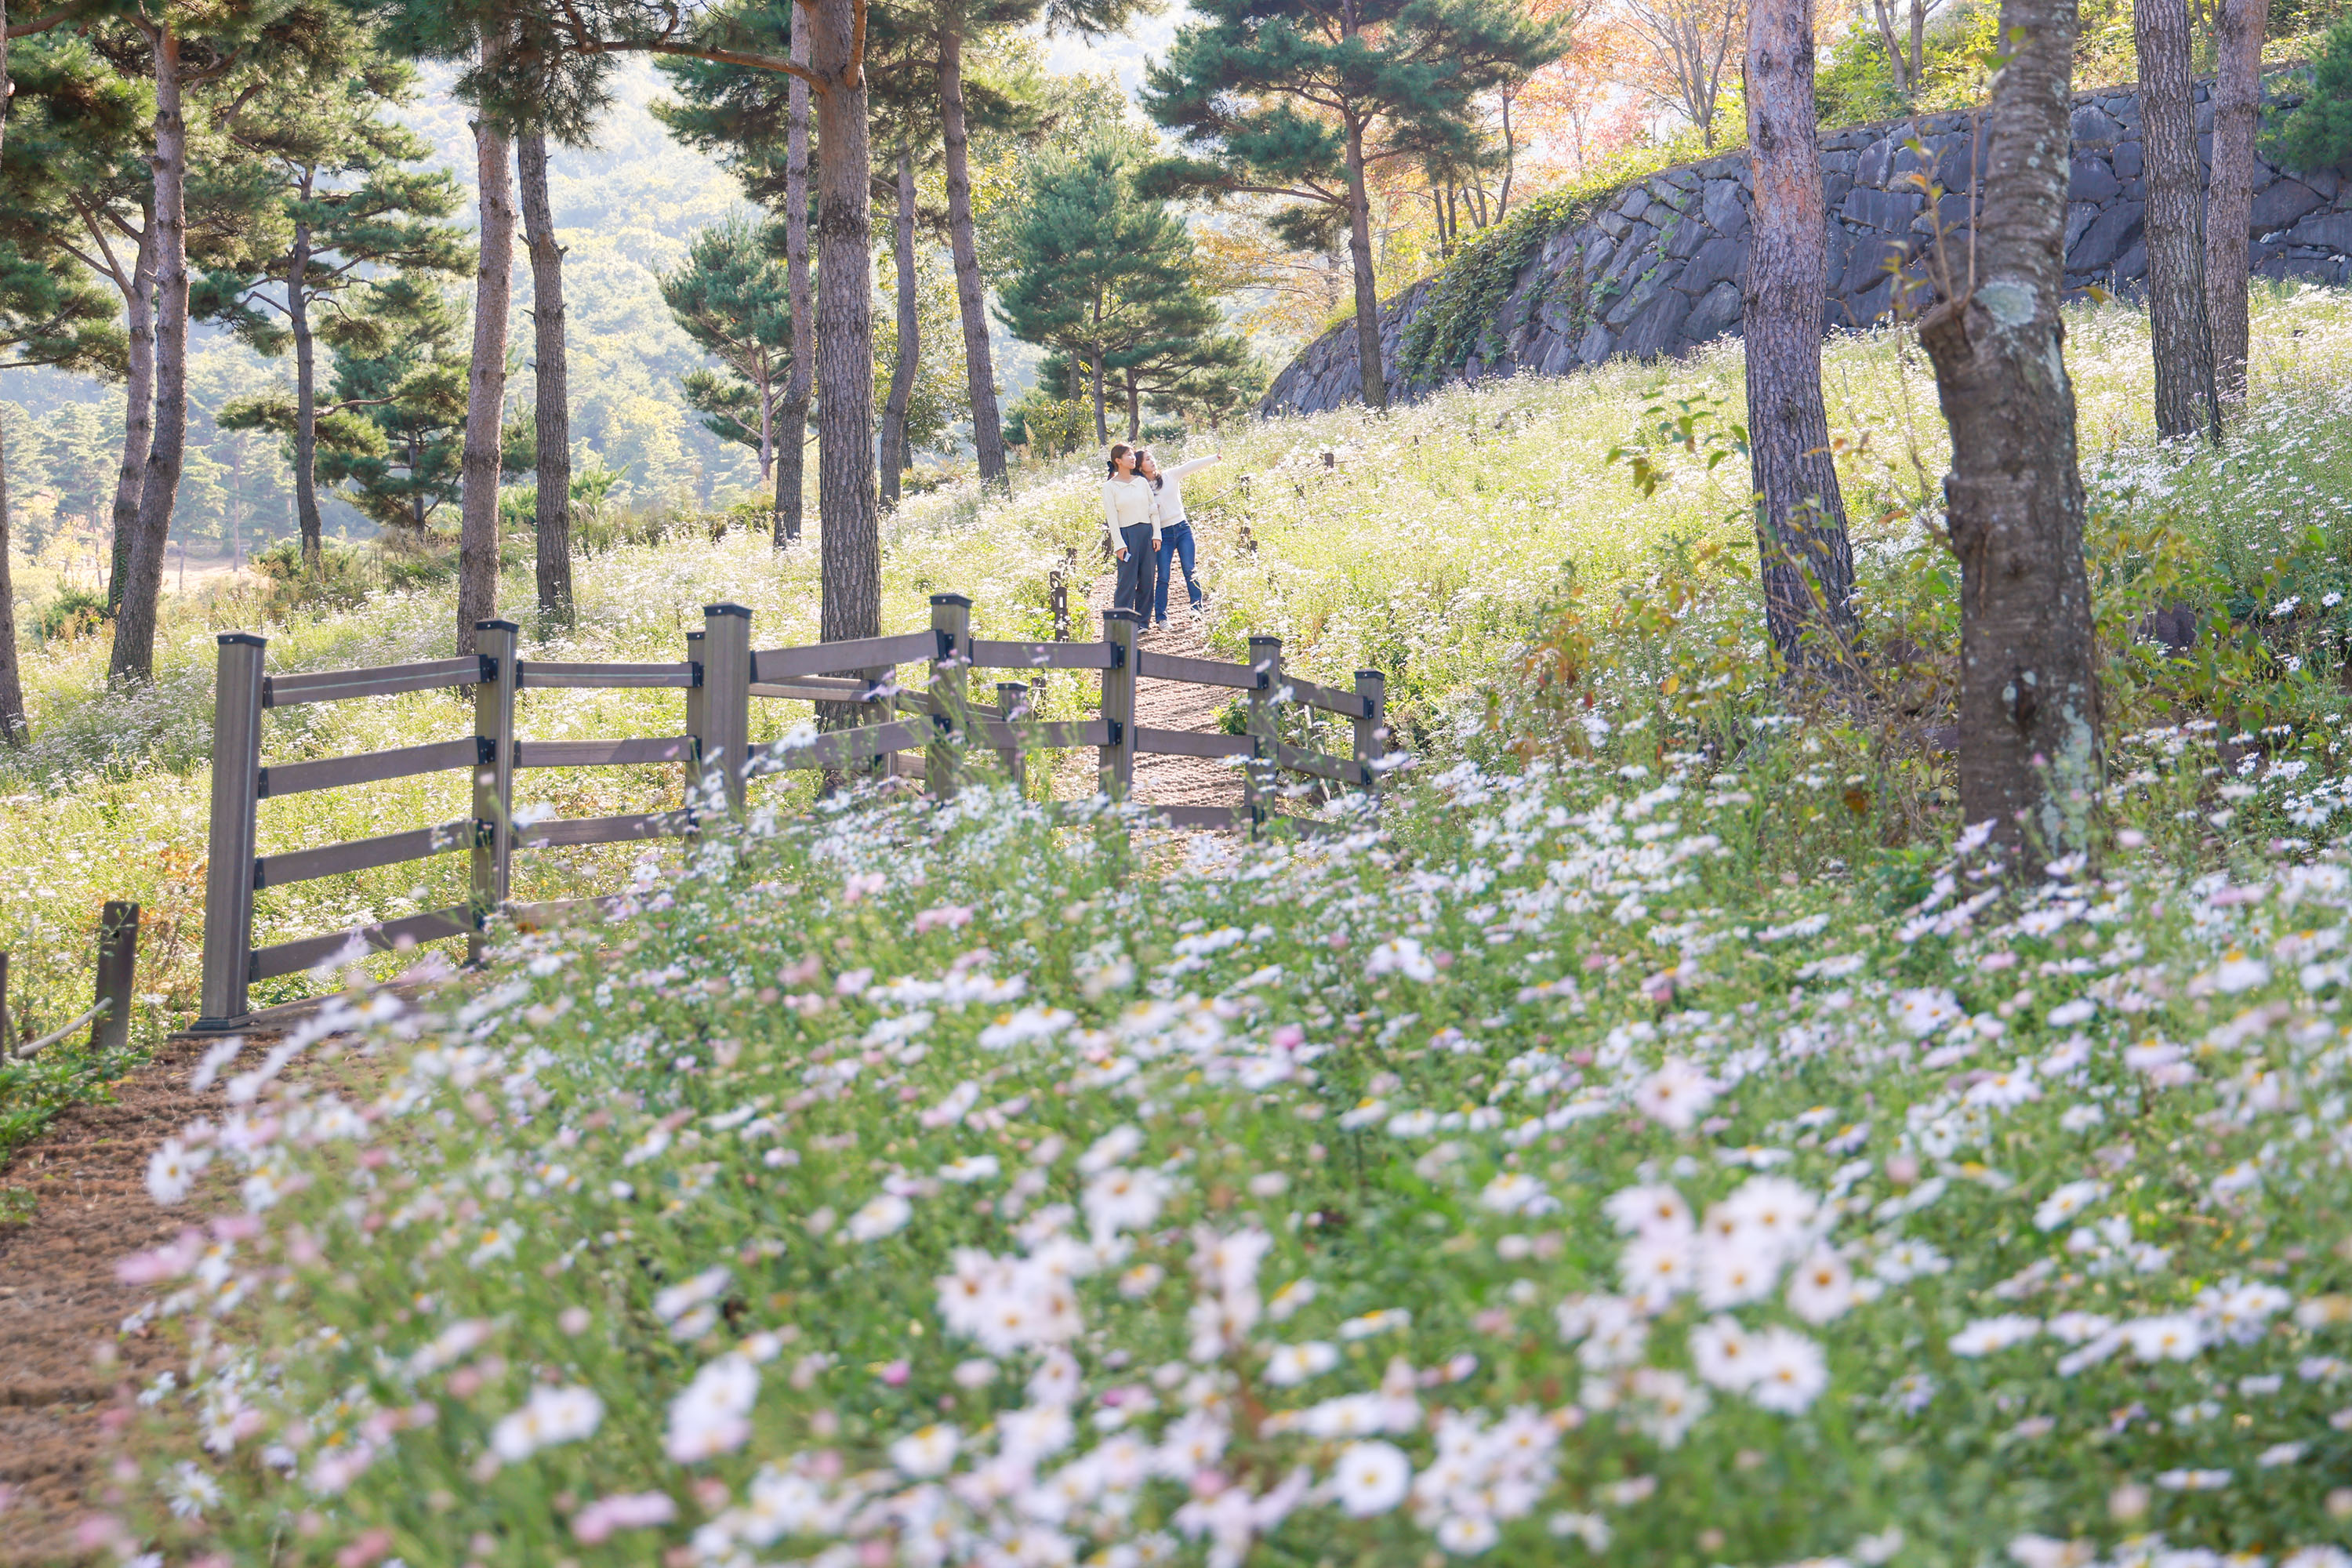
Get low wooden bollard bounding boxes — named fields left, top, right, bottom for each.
left=92, top=900, right=140, bottom=1053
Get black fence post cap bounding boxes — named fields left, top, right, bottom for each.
left=1102, top=608, right=1142, bottom=625
left=476, top=619, right=521, bottom=633
left=703, top=602, right=753, bottom=619
left=217, top=631, right=267, bottom=648
left=930, top=593, right=973, bottom=608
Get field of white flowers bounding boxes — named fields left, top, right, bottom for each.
left=106, top=735, right=2352, bottom=1568
left=10, top=284, right=2352, bottom=1040
left=16, top=281, right=2352, bottom=1565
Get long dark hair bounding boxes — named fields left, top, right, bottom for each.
left=1136, top=448, right=1163, bottom=490
left=1105, top=442, right=1134, bottom=479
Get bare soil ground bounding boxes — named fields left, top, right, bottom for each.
left=1049, top=564, right=1252, bottom=818
left=0, top=989, right=391, bottom=1567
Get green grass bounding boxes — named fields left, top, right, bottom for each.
left=18, top=281, right=2352, bottom=1566
left=8, top=283, right=2352, bottom=1153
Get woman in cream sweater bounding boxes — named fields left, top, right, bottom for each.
left=1102, top=443, right=1159, bottom=627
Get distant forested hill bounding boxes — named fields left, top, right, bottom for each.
left=2, top=61, right=766, bottom=557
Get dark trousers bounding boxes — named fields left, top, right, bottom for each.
left=1153, top=521, right=1200, bottom=621
left=1114, top=523, right=1157, bottom=622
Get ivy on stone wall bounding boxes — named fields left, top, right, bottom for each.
left=1397, top=190, right=1592, bottom=386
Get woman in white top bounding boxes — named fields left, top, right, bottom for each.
left=1101, top=442, right=1159, bottom=627
left=1137, top=448, right=1218, bottom=626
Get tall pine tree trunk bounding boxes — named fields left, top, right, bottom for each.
left=289, top=206, right=326, bottom=564
left=939, top=15, right=1007, bottom=489
left=2136, top=0, right=2219, bottom=442
left=1743, top=0, right=1857, bottom=677
left=1124, top=370, right=1139, bottom=441
left=1341, top=119, right=1388, bottom=411
left=1090, top=352, right=1107, bottom=445
left=879, top=149, right=917, bottom=512
left=813, top=0, right=877, bottom=651
left=103, top=217, right=154, bottom=613
left=0, top=409, right=24, bottom=747
left=458, top=94, right=516, bottom=656
left=2207, top=0, right=2265, bottom=408
left=109, top=24, right=187, bottom=686
left=518, top=129, right=573, bottom=623
left=775, top=2, right=813, bottom=548
left=1917, top=0, right=2102, bottom=870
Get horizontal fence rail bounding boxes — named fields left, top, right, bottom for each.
left=195, top=597, right=1390, bottom=1028
left=263, top=656, right=488, bottom=708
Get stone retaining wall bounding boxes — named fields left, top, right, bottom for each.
left=1262, top=74, right=2350, bottom=416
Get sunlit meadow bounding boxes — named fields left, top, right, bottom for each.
left=16, top=281, right=2352, bottom=1564
left=13, top=285, right=2352, bottom=1148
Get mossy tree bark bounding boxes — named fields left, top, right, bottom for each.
left=1916, top=0, right=2103, bottom=870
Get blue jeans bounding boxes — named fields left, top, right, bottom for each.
left=1153, top=521, right=1201, bottom=622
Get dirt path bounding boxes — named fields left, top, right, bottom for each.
left=0, top=993, right=385, bottom=1566
left=1058, top=564, right=1250, bottom=818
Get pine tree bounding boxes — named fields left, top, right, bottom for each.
left=0, top=240, right=125, bottom=744
left=659, top=214, right=795, bottom=485
left=194, top=55, right=469, bottom=564
left=96, top=3, right=347, bottom=685
left=996, top=142, right=1229, bottom=445
left=303, top=274, right=470, bottom=536
left=1139, top=0, right=1559, bottom=411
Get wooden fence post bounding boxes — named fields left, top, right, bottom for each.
left=996, top=681, right=1029, bottom=793
left=1353, top=669, right=1387, bottom=801
left=198, top=632, right=266, bottom=1029
left=470, top=620, right=519, bottom=962
left=91, top=901, right=140, bottom=1052
left=928, top=593, right=971, bottom=800
left=1099, top=608, right=1139, bottom=801
left=684, top=627, right=706, bottom=797
left=1245, top=634, right=1283, bottom=835
left=702, top=603, right=753, bottom=816
left=1050, top=569, right=1069, bottom=643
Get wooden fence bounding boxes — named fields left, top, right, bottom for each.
left=194, top=597, right=1389, bottom=1029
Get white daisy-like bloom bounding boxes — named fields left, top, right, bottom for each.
left=998, top=1402, right=1076, bottom=1462
left=1748, top=1326, right=1829, bottom=1414
left=1785, top=1248, right=1857, bottom=1324
left=889, top=1423, right=960, bottom=1478
left=1965, top=1065, right=2042, bottom=1109
left=1689, top=1316, right=1760, bottom=1391
left=1950, top=1316, right=2041, bottom=1356
left=1365, top=936, right=1437, bottom=982
left=1696, top=1236, right=1780, bottom=1310
left=1083, top=1166, right=1172, bottom=1235
left=1602, top=1183, right=1694, bottom=1239
left=492, top=1385, right=605, bottom=1462
left=2122, top=1313, right=2207, bottom=1362
left=1330, top=1440, right=1412, bottom=1517
left=1893, top=986, right=1964, bottom=1037
left=146, top=1139, right=211, bottom=1206
left=2058, top=1103, right=2107, bottom=1132
left=1266, top=1278, right=1316, bottom=1320
left=664, top=1355, right=757, bottom=1463
left=1263, top=1341, right=1340, bottom=1386
left=1434, top=1512, right=1501, bottom=1554
left=1717, top=1174, right=1820, bottom=1258
left=1618, top=1230, right=1695, bottom=1308
left=938, top=1155, right=1001, bottom=1184
left=2154, top=1468, right=2233, bottom=1492
left=847, top=1192, right=913, bottom=1241
left=2034, top=1180, right=2108, bottom=1232
left=1479, top=1173, right=1556, bottom=1215
left=1632, top=1056, right=1716, bottom=1130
